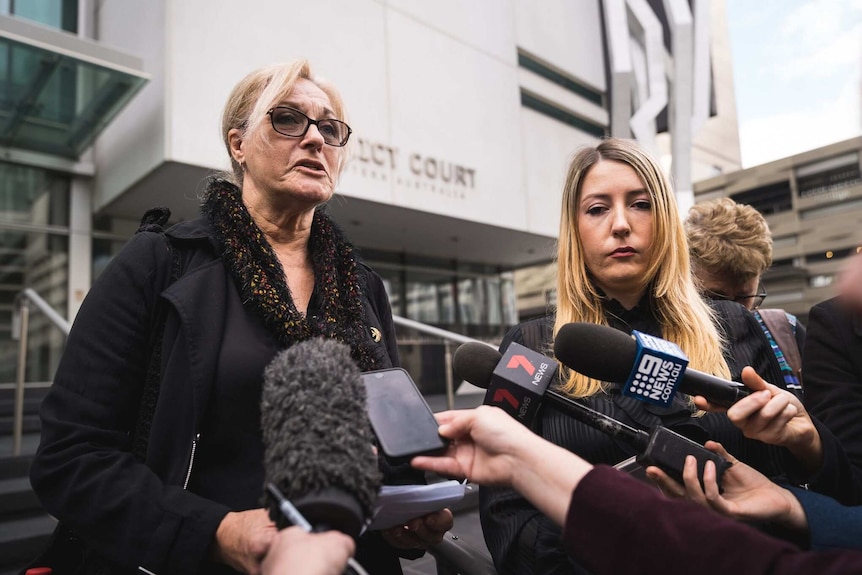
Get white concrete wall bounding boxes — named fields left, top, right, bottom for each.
left=514, top=0, right=606, bottom=92
left=94, top=0, right=609, bottom=237
left=92, top=0, right=167, bottom=210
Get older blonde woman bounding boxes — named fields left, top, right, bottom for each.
left=30, top=60, right=450, bottom=575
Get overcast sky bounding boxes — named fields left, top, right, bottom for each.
left=725, top=0, right=862, bottom=168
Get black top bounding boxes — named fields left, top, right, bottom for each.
left=803, top=297, right=862, bottom=505
left=479, top=299, right=798, bottom=575
left=190, top=276, right=282, bottom=513
left=29, top=217, right=408, bottom=574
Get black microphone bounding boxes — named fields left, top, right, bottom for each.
left=261, top=337, right=382, bottom=539
left=554, top=322, right=751, bottom=408
left=453, top=341, right=730, bottom=486
left=454, top=340, right=557, bottom=426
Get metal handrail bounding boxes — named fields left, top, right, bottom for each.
left=7, top=302, right=492, bottom=455
left=391, top=316, right=499, bottom=575
left=391, top=315, right=496, bottom=411
left=11, top=288, right=71, bottom=456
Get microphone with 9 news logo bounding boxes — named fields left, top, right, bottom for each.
left=553, top=323, right=751, bottom=409
left=453, top=340, right=731, bottom=487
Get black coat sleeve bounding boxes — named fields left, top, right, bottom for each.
left=802, top=298, right=862, bottom=505
left=29, top=231, right=230, bottom=574
left=565, top=466, right=862, bottom=575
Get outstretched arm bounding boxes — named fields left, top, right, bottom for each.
left=411, top=405, right=592, bottom=526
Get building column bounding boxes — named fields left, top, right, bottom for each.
left=68, top=176, right=92, bottom=321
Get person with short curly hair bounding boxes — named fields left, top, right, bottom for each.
left=685, top=197, right=805, bottom=397
left=686, top=197, right=772, bottom=308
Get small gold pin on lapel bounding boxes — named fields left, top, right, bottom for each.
left=370, top=327, right=382, bottom=342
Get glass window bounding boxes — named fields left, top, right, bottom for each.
left=730, top=181, right=792, bottom=215
left=0, top=161, right=69, bottom=227
left=797, top=163, right=861, bottom=199
left=0, top=229, right=68, bottom=383
left=0, top=30, right=147, bottom=158
left=6, top=0, right=77, bottom=32
left=406, top=270, right=455, bottom=325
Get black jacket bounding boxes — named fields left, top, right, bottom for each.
left=30, top=217, right=401, bottom=574
left=803, top=297, right=862, bottom=505
left=479, top=300, right=849, bottom=575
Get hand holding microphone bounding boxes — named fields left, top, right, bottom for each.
left=553, top=322, right=824, bottom=472
left=261, top=337, right=451, bottom=566
left=712, top=367, right=823, bottom=474
left=259, top=338, right=381, bottom=575
left=453, top=340, right=731, bottom=488
left=414, top=407, right=809, bottom=543
left=553, top=322, right=751, bottom=408
left=645, top=440, right=809, bottom=533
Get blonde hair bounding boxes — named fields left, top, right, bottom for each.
left=685, top=197, right=773, bottom=284
left=554, top=138, right=730, bottom=398
left=221, top=60, right=349, bottom=185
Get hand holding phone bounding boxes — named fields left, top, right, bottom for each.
left=362, top=368, right=448, bottom=464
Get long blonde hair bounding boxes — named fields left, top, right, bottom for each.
left=554, top=138, right=730, bottom=398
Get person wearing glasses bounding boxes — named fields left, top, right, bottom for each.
left=478, top=138, right=825, bottom=575
left=684, top=198, right=862, bottom=505
left=29, top=60, right=451, bottom=575
left=685, top=197, right=805, bottom=398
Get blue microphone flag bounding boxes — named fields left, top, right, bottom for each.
left=622, top=331, right=689, bottom=407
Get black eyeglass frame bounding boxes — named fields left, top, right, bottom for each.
left=704, top=282, right=768, bottom=309
left=266, top=106, right=352, bottom=147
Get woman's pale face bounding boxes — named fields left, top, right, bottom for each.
left=239, top=79, right=343, bottom=208
left=577, top=159, right=654, bottom=307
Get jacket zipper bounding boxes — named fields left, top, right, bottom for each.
left=136, top=436, right=199, bottom=574
left=183, top=433, right=200, bottom=489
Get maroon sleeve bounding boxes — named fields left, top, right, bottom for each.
left=562, top=465, right=862, bottom=575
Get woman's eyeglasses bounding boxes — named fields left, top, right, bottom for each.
left=266, top=106, right=352, bottom=147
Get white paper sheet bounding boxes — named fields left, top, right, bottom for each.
left=367, top=480, right=469, bottom=530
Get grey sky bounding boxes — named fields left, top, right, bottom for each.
left=725, top=0, right=862, bottom=167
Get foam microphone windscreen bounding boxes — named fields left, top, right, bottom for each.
left=261, top=337, right=382, bottom=537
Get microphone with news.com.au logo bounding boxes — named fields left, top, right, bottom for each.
left=622, top=331, right=688, bottom=408
left=482, top=342, right=558, bottom=426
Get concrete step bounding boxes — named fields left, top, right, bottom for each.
left=0, top=476, right=41, bottom=516
left=0, top=414, right=42, bottom=435
left=0, top=513, right=56, bottom=572
left=0, top=388, right=48, bottom=419
left=0, top=432, right=41, bottom=459
left=0, top=455, right=32, bottom=480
